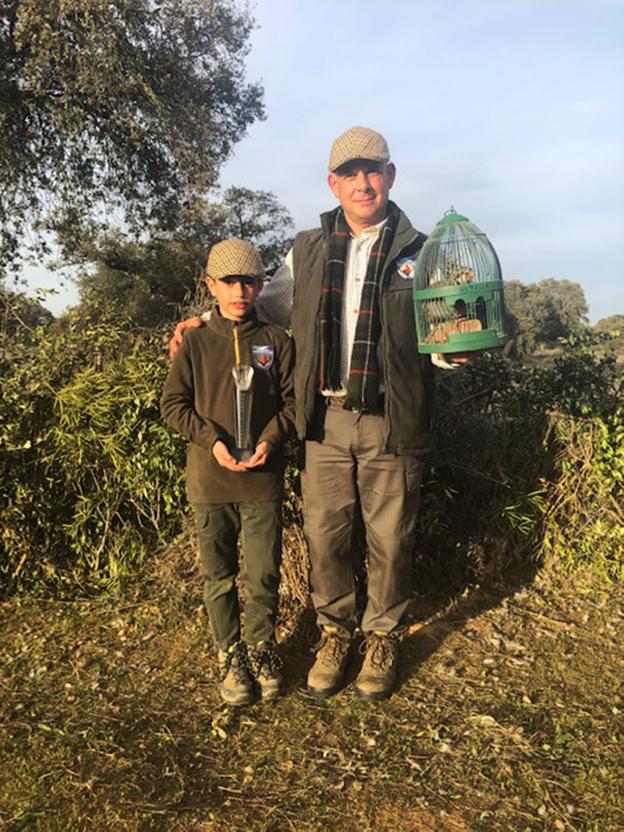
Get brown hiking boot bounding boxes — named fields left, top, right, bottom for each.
left=247, top=641, right=283, bottom=701
left=354, top=632, right=399, bottom=701
left=306, top=625, right=352, bottom=698
left=218, top=642, right=255, bottom=706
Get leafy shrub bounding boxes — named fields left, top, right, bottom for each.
left=542, top=409, right=623, bottom=581
left=415, top=331, right=622, bottom=590
left=415, top=351, right=553, bottom=591
left=0, top=314, right=185, bottom=594
left=1, top=319, right=621, bottom=598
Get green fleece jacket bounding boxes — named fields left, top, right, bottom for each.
left=161, top=309, right=295, bottom=503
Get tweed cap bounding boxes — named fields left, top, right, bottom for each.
left=328, top=126, right=390, bottom=172
left=206, top=238, right=264, bottom=279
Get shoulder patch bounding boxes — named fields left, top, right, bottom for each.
left=251, top=344, right=275, bottom=371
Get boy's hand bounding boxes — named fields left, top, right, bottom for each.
left=242, top=441, right=270, bottom=469
left=212, top=440, right=247, bottom=472
left=169, top=315, right=204, bottom=360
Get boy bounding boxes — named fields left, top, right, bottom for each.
left=161, top=238, right=295, bottom=705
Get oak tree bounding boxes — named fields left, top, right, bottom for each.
left=505, top=278, right=589, bottom=353
left=0, top=0, right=264, bottom=272
left=70, top=188, right=295, bottom=326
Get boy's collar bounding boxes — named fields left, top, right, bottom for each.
left=208, top=306, right=259, bottom=335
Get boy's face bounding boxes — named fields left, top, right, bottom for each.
left=206, top=275, right=263, bottom=321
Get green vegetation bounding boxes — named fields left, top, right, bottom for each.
left=1, top=314, right=186, bottom=594
left=2, top=318, right=622, bottom=597
left=1, top=0, right=264, bottom=272
left=416, top=330, right=622, bottom=591
left=595, top=313, right=624, bottom=334
left=504, top=278, right=589, bottom=354
left=594, top=314, right=624, bottom=353
left=1, top=4, right=623, bottom=828
left=71, top=187, right=294, bottom=327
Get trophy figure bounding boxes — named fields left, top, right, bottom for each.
left=231, top=363, right=254, bottom=462
left=231, top=326, right=254, bottom=462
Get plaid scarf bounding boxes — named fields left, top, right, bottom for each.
left=319, top=202, right=399, bottom=411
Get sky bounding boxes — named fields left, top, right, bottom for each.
left=27, top=0, right=624, bottom=322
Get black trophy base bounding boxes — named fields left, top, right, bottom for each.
left=232, top=447, right=253, bottom=463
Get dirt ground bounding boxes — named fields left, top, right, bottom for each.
left=1, top=557, right=622, bottom=832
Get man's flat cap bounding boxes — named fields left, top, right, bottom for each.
left=328, top=126, right=390, bottom=172
left=206, top=238, right=264, bottom=279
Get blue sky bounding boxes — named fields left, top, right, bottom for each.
left=28, top=0, right=623, bottom=322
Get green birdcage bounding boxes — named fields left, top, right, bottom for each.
left=413, top=207, right=508, bottom=354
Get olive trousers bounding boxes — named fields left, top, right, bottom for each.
left=301, top=399, right=424, bottom=635
left=194, top=501, right=282, bottom=651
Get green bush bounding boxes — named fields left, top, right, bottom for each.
left=1, top=319, right=621, bottom=598
left=415, top=351, right=553, bottom=590
left=415, top=331, right=622, bottom=589
left=0, top=314, right=185, bottom=594
left=542, top=408, right=623, bottom=581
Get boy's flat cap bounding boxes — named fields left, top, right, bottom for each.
left=206, top=238, right=264, bottom=279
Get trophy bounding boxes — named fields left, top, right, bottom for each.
left=231, top=326, right=254, bottom=462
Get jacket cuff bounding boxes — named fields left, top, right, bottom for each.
left=194, top=422, right=225, bottom=452
left=257, top=431, right=280, bottom=455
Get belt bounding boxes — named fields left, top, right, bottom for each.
left=322, top=393, right=385, bottom=415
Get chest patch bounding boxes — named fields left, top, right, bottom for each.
left=396, top=257, right=416, bottom=280
left=251, top=344, right=275, bottom=371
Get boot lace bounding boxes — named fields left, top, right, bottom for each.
left=251, top=643, right=283, bottom=677
left=314, top=629, right=350, bottom=668
left=359, top=633, right=397, bottom=671
left=221, top=641, right=250, bottom=683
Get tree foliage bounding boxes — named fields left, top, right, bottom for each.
left=418, top=330, right=622, bottom=588
left=594, top=314, right=624, bottom=351
left=1, top=286, right=54, bottom=349
left=504, top=278, right=589, bottom=353
left=215, top=187, right=295, bottom=275
left=66, top=188, right=294, bottom=326
left=0, top=0, right=264, bottom=272
left=594, top=314, right=624, bottom=333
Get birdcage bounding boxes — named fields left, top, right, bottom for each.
left=413, top=207, right=507, bottom=354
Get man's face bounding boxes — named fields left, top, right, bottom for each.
left=327, top=159, right=396, bottom=233
left=206, top=275, right=263, bottom=321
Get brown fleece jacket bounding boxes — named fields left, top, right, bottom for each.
left=161, top=309, right=295, bottom=503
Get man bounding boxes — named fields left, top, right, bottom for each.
left=171, top=127, right=456, bottom=701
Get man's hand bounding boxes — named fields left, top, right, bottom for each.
left=212, top=440, right=247, bottom=472
left=431, top=350, right=487, bottom=370
left=169, top=315, right=204, bottom=360
left=242, top=441, right=270, bottom=469
left=431, top=353, right=462, bottom=370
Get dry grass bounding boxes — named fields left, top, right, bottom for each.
left=1, top=537, right=623, bottom=832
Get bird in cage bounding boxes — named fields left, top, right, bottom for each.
left=422, top=283, right=479, bottom=344
left=432, top=257, right=477, bottom=287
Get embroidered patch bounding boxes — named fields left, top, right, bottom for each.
left=396, top=257, right=416, bottom=280
left=251, top=344, right=275, bottom=371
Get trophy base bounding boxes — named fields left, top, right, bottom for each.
left=232, top=447, right=253, bottom=463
